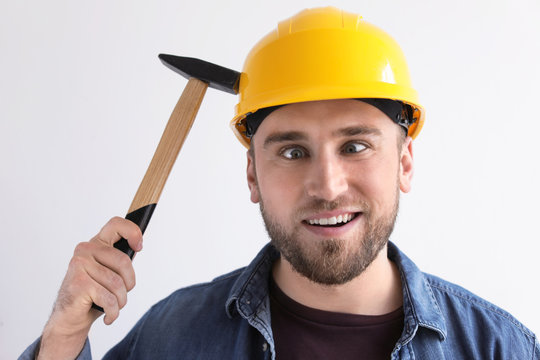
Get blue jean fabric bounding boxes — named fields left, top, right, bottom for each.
left=21, top=242, right=539, bottom=359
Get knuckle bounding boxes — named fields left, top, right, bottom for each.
left=131, top=226, right=143, bottom=239
left=127, top=274, right=136, bottom=291
left=70, top=271, right=88, bottom=286
left=103, top=291, right=118, bottom=309
left=108, top=216, right=124, bottom=225
left=118, top=293, right=128, bottom=309
left=102, top=217, right=123, bottom=234
left=74, top=242, right=91, bottom=255
left=108, top=272, right=124, bottom=291
left=118, top=253, right=132, bottom=268
left=124, top=226, right=142, bottom=244
left=68, top=254, right=86, bottom=269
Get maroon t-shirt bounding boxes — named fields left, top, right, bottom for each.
left=270, top=279, right=404, bottom=359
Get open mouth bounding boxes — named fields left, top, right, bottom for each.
left=303, top=212, right=361, bottom=228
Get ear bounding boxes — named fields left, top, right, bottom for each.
left=399, top=136, right=414, bottom=193
left=246, top=151, right=260, bottom=203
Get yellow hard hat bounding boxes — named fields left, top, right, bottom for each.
left=230, top=7, right=425, bottom=148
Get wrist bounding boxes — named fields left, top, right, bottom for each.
left=37, top=320, right=90, bottom=360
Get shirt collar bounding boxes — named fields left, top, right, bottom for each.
left=226, top=241, right=447, bottom=342
left=388, top=241, right=447, bottom=342
left=226, top=243, right=278, bottom=319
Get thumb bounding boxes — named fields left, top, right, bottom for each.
left=92, top=217, right=143, bottom=252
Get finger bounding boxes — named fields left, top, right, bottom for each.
left=75, top=242, right=137, bottom=291
left=92, top=217, right=143, bottom=252
left=61, top=256, right=121, bottom=324
left=88, top=277, right=120, bottom=325
left=85, top=258, right=129, bottom=310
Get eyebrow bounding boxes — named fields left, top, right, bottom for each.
left=332, top=126, right=383, bottom=137
left=263, top=131, right=308, bottom=148
left=263, top=126, right=382, bottom=148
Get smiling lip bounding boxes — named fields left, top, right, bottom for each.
left=302, top=211, right=362, bottom=237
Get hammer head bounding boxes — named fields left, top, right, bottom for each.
left=159, top=54, right=240, bottom=95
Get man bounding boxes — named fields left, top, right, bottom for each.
left=21, top=7, right=539, bottom=359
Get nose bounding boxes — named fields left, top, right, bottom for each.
left=304, top=152, right=348, bottom=201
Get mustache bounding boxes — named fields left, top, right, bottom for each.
left=294, top=196, right=369, bottom=217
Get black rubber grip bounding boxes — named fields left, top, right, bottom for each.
left=91, top=204, right=156, bottom=312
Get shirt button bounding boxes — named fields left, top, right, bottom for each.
left=262, top=342, right=268, bottom=352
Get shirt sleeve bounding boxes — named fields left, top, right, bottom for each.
left=534, top=336, right=540, bottom=360
left=18, top=337, right=92, bottom=360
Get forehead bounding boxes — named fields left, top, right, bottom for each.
left=252, top=99, right=399, bottom=143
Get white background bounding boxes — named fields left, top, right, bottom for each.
left=2, top=0, right=539, bottom=358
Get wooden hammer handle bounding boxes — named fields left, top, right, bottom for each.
left=129, top=77, right=208, bottom=213
left=92, top=78, right=208, bottom=313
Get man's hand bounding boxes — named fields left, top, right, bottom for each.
left=37, top=217, right=143, bottom=360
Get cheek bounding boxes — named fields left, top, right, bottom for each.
left=256, top=161, right=305, bottom=208
left=349, top=159, right=400, bottom=208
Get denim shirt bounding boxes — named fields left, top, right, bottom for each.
left=21, top=242, right=539, bottom=359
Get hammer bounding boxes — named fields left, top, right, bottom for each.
left=92, top=55, right=240, bottom=312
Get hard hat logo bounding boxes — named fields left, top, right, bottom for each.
left=230, top=6, right=425, bottom=148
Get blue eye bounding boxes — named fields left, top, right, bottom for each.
left=281, top=147, right=306, bottom=159
left=343, top=142, right=367, bottom=154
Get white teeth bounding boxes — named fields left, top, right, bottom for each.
left=308, top=213, right=355, bottom=226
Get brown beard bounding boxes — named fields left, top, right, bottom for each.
left=259, top=191, right=399, bottom=285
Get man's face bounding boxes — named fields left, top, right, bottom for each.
left=247, top=99, right=413, bottom=285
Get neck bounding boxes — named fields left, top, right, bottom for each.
left=272, top=244, right=403, bottom=315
